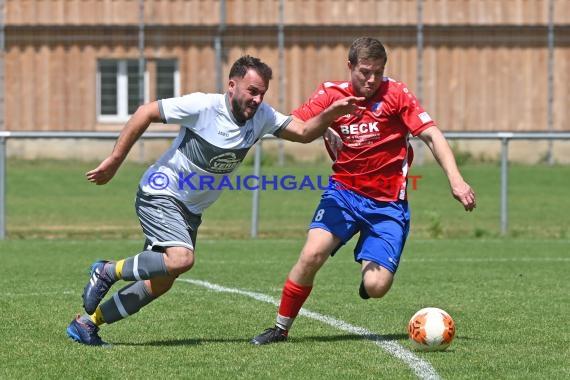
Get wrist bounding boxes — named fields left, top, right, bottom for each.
left=109, top=153, right=126, bottom=164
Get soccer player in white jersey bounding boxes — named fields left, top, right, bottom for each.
left=251, top=37, right=476, bottom=345
left=66, top=55, right=364, bottom=346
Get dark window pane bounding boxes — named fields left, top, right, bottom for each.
left=127, top=60, right=143, bottom=114
left=156, top=60, right=176, bottom=100
left=99, top=61, right=117, bottom=115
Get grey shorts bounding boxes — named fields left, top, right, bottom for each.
left=136, top=189, right=202, bottom=252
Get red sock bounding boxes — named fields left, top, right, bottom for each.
left=278, top=277, right=312, bottom=319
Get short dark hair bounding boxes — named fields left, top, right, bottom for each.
left=348, top=37, right=388, bottom=65
left=229, top=55, right=273, bottom=83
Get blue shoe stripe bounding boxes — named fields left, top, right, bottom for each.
left=66, top=325, right=82, bottom=342
left=66, top=321, right=110, bottom=346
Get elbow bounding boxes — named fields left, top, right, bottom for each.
left=137, top=101, right=162, bottom=123
left=298, top=134, right=314, bottom=144
left=136, top=103, right=151, bottom=115
left=287, top=119, right=319, bottom=143
left=299, top=125, right=320, bottom=143
left=285, top=129, right=315, bottom=144
left=297, top=132, right=318, bottom=144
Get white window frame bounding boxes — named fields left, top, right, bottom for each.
left=97, top=59, right=179, bottom=123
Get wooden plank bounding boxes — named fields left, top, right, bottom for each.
left=5, top=0, right=570, bottom=25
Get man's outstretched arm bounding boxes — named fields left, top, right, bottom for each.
left=278, top=96, right=364, bottom=143
left=86, top=102, right=162, bottom=185
left=418, top=126, right=476, bottom=211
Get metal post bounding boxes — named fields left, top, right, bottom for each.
left=547, top=0, right=555, bottom=165
left=277, top=0, right=285, bottom=166
left=500, top=138, right=509, bottom=236
left=0, top=0, right=5, bottom=239
left=0, top=137, right=5, bottom=239
left=415, top=0, right=425, bottom=165
left=416, top=0, right=424, bottom=104
left=215, top=0, right=226, bottom=93
left=138, top=0, right=146, bottom=164
left=251, top=141, right=262, bottom=238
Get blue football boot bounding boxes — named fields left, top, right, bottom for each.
left=66, top=316, right=110, bottom=346
left=82, top=260, right=115, bottom=314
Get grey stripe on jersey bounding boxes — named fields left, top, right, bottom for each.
left=177, top=128, right=250, bottom=174
left=158, top=100, right=167, bottom=123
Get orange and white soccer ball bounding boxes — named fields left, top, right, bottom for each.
left=407, top=307, right=455, bottom=351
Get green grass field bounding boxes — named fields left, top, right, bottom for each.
left=1, top=159, right=569, bottom=379
left=5, top=159, right=570, bottom=239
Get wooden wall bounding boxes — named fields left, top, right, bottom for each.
left=6, top=0, right=570, bottom=25
left=3, top=0, right=570, bottom=132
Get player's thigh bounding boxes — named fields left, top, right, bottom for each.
left=300, top=228, right=343, bottom=264
left=136, top=191, right=202, bottom=253
left=309, top=188, right=360, bottom=247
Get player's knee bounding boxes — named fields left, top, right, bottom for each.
left=165, top=247, right=195, bottom=274
left=363, top=277, right=393, bottom=298
left=298, top=248, right=329, bottom=270
left=176, top=250, right=195, bottom=273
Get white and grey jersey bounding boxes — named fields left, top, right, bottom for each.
left=138, top=92, right=292, bottom=214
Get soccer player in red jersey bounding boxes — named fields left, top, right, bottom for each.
left=252, top=37, right=476, bottom=345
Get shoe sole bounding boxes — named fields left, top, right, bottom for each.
left=250, top=336, right=288, bottom=345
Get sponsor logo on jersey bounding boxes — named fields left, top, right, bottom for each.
left=339, top=122, right=379, bottom=135
left=371, top=101, right=383, bottom=116
left=208, top=152, right=241, bottom=173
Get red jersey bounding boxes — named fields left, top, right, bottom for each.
left=292, top=78, right=435, bottom=201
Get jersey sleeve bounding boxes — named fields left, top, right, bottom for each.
left=394, top=82, right=436, bottom=136
left=158, top=92, right=209, bottom=125
left=258, top=104, right=293, bottom=136
left=291, top=82, right=337, bottom=122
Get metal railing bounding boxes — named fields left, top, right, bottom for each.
left=1, top=131, right=570, bottom=240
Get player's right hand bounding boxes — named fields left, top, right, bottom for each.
left=86, top=156, right=121, bottom=185
left=329, top=96, right=365, bottom=119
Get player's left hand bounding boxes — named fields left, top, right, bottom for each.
left=451, top=181, right=476, bottom=211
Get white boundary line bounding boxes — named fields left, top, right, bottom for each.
left=178, top=278, right=441, bottom=380
left=4, top=290, right=75, bottom=297
left=404, top=257, right=569, bottom=262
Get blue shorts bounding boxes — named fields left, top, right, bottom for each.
left=309, top=183, right=410, bottom=273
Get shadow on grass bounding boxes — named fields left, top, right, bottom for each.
left=298, top=333, right=409, bottom=343
left=113, top=332, right=409, bottom=346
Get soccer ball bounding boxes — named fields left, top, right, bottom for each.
left=407, top=307, right=455, bottom=351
